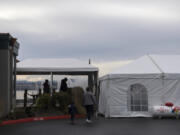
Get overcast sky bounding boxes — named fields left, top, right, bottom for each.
left=1, top=0, right=180, bottom=75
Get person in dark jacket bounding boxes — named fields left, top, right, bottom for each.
left=60, top=78, right=68, bottom=92
left=43, top=79, right=50, bottom=94
left=68, top=101, right=77, bottom=124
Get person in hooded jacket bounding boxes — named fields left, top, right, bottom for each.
left=83, top=87, right=96, bottom=123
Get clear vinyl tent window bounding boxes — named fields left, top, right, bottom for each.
left=127, top=83, right=148, bottom=111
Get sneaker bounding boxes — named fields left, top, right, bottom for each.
left=88, top=120, right=92, bottom=123
left=86, top=119, right=92, bottom=123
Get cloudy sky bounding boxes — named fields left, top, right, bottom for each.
left=1, top=0, right=180, bottom=75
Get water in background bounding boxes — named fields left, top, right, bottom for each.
left=16, top=90, right=38, bottom=100
left=16, top=76, right=88, bottom=100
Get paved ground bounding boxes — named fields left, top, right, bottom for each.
left=1, top=118, right=180, bottom=135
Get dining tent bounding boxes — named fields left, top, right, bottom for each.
left=98, top=55, right=180, bottom=117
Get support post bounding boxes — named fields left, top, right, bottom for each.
left=50, top=72, right=53, bottom=95
left=94, top=72, right=98, bottom=99
left=88, top=74, right=94, bottom=92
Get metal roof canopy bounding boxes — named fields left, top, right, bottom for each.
left=16, top=58, right=98, bottom=75
left=16, top=58, right=99, bottom=94
left=16, top=67, right=98, bottom=75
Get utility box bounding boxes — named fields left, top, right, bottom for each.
left=0, top=33, right=20, bottom=118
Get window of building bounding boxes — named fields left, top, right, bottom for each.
left=127, top=83, right=148, bottom=111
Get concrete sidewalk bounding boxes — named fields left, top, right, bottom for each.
left=0, top=118, right=180, bottom=135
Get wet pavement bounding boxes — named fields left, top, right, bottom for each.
left=0, top=118, right=180, bottom=135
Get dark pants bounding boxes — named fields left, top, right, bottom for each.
left=85, top=105, right=94, bottom=120
left=70, top=113, right=75, bottom=122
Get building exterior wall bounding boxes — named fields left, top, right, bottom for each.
left=0, top=34, right=19, bottom=118
left=0, top=50, right=11, bottom=117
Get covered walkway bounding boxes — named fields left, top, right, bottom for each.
left=16, top=58, right=99, bottom=95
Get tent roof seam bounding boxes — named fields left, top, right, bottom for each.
left=148, top=54, right=164, bottom=74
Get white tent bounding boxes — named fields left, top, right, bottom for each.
left=98, top=55, right=180, bottom=117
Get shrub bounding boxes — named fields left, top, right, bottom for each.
left=58, top=87, right=86, bottom=114
left=35, top=87, right=86, bottom=114
left=36, top=94, right=52, bottom=112
left=7, top=108, right=27, bottom=119
left=55, top=92, right=71, bottom=111
left=25, top=107, right=35, bottom=117
left=71, top=87, right=86, bottom=114
left=0, top=119, right=2, bottom=124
